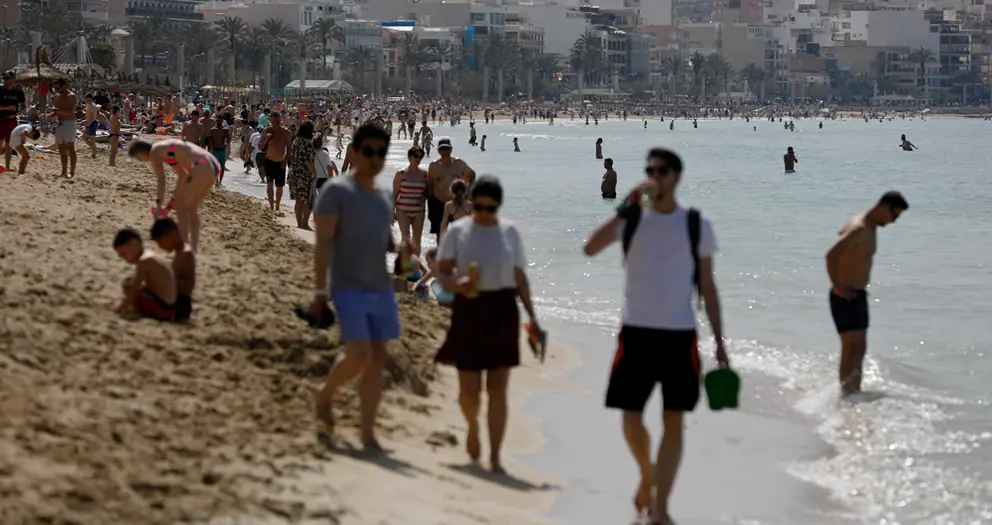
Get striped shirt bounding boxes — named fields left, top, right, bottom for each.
left=395, top=170, right=427, bottom=215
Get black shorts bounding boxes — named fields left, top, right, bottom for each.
left=264, top=158, right=286, bottom=187
left=174, top=294, right=192, bottom=323
left=605, top=326, right=700, bottom=412
left=830, top=289, right=869, bottom=333
left=428, top=194, right=445, bottom=234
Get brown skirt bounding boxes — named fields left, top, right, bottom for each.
left=435, top=288, right=520, bottom=372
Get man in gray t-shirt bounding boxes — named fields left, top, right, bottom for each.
left=310, top=123, right=403, bottom=451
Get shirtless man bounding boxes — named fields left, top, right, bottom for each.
left=427, top=138, right=475, bottom=244
left=601, top=158, right=617, bottom=199
left=113, top=228, right=177, bottom=322
left=825, top=191, right=909, bottom=396
left=259, top=111, right=292, bottom=212
left=151, top=217, right=195, bottom=323
left=182, top=110, right=205, bottom=146
left=83, top=94, right=101, bottom=158
left=108, top=106, right=121, bottom=167
left=0, top=71, right=26, bottom=172
left=49, top=79, right=78, bottom=178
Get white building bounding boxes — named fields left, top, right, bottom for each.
left=198, top=0, right=341, bottom=33
left=823, top=10, right=938, bottom=52
left=504, top=2, right=590, bottom=55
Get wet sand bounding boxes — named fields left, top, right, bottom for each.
left=0, top=141, right=574, bottom=525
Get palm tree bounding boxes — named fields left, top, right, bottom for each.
left=241, top=26, right=270, bottom=88
left=908, top=46, right=936, bottom=97
left=469, top=39, right=490, bottom=100
left=487, top=35, right=516, bottom=102
left=428, top=41, right=452, bottom=97
left=214, top=15, right=246, bottom=80
left=185, top=22, right=220, bottom=85
left=518, top=47, right=536, bottom=100
left=40, top=5, right=75, bottom=50
left=129, top=19, right=158, bottom=69
left=306, top=17, right=341, bottom=71
left=399, top=33, right=423, bottom=95
left=569, top=33, right=603, bottom=99
left=705, top=54, right=733, bottom=96
left=535, top=53, right=559, bottom=96
left=659, top=55, right=685, bottom=97
left=740, top=62, right=766, bottom=100
left=346, top=46, right=373, bottom=92
left=689, top=51, right=707, bottom=98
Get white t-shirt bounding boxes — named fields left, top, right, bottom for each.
left=437, top=217, right=527, bottom=292
left=9, top=124, right=33, bottom=148
left=614, top=206, right=717, bottom=330
left=314, top=149, right=333, bottom=179
left=250, top=132, right=261, bottom=156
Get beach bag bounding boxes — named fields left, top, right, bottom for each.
left=620, top=204, right=702, bottom=307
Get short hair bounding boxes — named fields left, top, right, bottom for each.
left=647, top=148, right=683, bottom=174
left=312, top=133, right=324, bottom=149
left=84, top=93, right=93, bottom=99
left=408, top=146, right=424, bottom=157
left=297, top=121, right=314, bottom=140
left=111, top=105, right=120, bottom=114
left=127, top=139, right=153, bottom=157
left=113, top=228, right=142, bottom=248
left=352, top=122, right=391, bottom=149
left=27, top=127, right=41, bottom=140
left=150, top=217, right=179, bottom=240
left=470, top=175, right=503, bottom=203
left=605, top=157, right=613, bottom=165
left=878, top=191, right=909, bottom=210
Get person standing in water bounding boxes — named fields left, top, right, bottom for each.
left=207, top=116, right=230, bottom=186
left=469, top=122, right=477, bottom=146
left=513, top=137, right=520, bottom=152
left=784, top=147, right=798, bottom=173
left=583, top=148, right=727, bottom=525
left=427, top=138, right=476, bottom=244
left=595, top=138, right=603, bottom=159
left=601, top=158, right=617, bottom=199
left=480, top=135, right=487, bottom=152
left=899, top=134, right=917, bottom=151
left=825, top=191, right=908, bottom=396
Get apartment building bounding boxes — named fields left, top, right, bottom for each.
left=505, top=2, right=590, bottom=55
left=505, top=12, right=545, bottom=55
left=198, top=0, right=341, bottom=33
left=128, top=0, right=201, bottom=23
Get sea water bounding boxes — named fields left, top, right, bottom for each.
left=225, top=116, right=992, bottom=525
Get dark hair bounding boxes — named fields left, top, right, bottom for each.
left=297, top=121, right=314, bottom=140
left=605, top=157, right=613, bottom=165
left=113, top=228, right=142, bottom=248
left=127, top=139, right=153, bottom=157
left=408, top=146, right=424, bottom=157
left=878, top=191, right=909, bottom=210
left=111, top=105, right=120, bottom=114
left=150, top=217, right=179, bottom=240
left=647, top=148, right=683, bottom=174
left=450, top=179, right=467, bottom=207
left=84, top=93, right=93, bottom=99
left=312, top=133, right=324, bottom=149
left=352, top=122, right=391, bottom=149
left=27, top=127, right=41, bottom=140
left=470, top=175, right=502, bottom=204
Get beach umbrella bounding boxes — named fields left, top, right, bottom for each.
left=13, top=45, right=72, bottom=86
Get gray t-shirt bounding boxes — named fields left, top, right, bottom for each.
left=314, top=175, right=393, bottom=291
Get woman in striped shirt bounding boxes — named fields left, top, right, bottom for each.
left=392, top=146, right=428, bottom=253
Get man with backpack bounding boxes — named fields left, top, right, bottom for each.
left=583, top=148, right=729, bottom=525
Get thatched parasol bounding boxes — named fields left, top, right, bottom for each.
left=13, top=46, right=72, bottom=85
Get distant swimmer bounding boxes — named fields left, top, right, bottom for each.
left=601, top=158, right=617, bottom=199
left=784, top=147, right=798, bottom=173
left=480, top=134, right=486, bottom=152
left=899, top=134, right=917, bottom=151
left=825, top=191, right=909, bottom=396
left=595, top=137, right=603, bottom=159
left=819, top=121, right=823, bottom=129
left=753, top=126, right=757, bottom=132
left=643, top=120, right=648, bottom=129
left=513, top=137, right=520, bottom=152
left=669, top=121, right=674, bottom=131
left=468, top=122, right=477, bottom=146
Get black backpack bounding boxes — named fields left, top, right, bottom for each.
left=619, top=204, right=703, bottom=306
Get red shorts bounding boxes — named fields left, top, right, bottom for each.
left=0, top=117, right=17, bottom=143
left=134, top=290, right=176, bottom=322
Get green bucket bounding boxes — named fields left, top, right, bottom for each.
left=704, top=367, right=741, bottom=411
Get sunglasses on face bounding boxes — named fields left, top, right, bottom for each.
left=473, top=203, right=499, bottom=213
left=410, top=153, right=424, bottom=160
left=645, top=166, right=673, bottom=176
left=361, top=145, right=388, bottom=159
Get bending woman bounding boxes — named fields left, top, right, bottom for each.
left=128, top=138, right=219, bottom=251
left=434, top=176, right=541, bottom=474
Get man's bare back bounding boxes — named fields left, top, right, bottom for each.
left=54, top=91, right=76, bottom=121
left=828, top=213, right=876, bottom=294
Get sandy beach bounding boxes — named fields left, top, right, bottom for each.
left=0, top=140, right=575, bottom=525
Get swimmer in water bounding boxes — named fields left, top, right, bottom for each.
left=513, top=137, right=520, bottom=152
left=113, top=228, right=177, bottom=322
left=784, top=147, right=798, bottom=173
left=480, top=135, right=487, bottom=152
left=899, top=134, right=917, bottom=151
left=150, top=217, right=195, bottom=323
left=601, top=158, right=617, bottom=199
left=595, top=137, right=603, bottom=159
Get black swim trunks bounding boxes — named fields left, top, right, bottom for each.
left=264, top=158, right=286, bottom=187
left=428, top=194, right=445, bottom=234
left=602, top=192, right=617, bottom=199
left=605, top=327, right=701, bottom=412
left=829, top=289, right=869, bottom=333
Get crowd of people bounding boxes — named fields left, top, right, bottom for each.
left=0, top=74, right=915, bottom=524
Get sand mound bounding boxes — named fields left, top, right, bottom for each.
left=0, top=146, right=450, bottom=524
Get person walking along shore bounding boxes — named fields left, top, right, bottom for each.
left=583, top=148, right=729, bottom=525
left=434, top=176, right=541, bottom=474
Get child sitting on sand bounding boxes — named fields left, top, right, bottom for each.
left=412, top=248, right=454, bottom=306
left=150, top=218, right=195, bottom=323
left=113, top=228, right=177, bottom=322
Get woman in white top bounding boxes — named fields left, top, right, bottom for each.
left=8, top=124, right=42, bottom=175
left=434, top=176, right=541, bottom=474
left=308, top=133, right=338, bottom=210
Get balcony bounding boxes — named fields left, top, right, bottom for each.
left=126, top=7, right=202, bottom=20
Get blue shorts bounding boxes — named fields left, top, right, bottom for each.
left=331, top=289, right=400, bottom=342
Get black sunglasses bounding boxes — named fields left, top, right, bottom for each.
left=410, top=153, right=424, bottom=159
left=645, top=166, right=673, bottom=176
left=473, top=203, right=498, bottom=213
left=361, top=145, right=388, bottom=159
